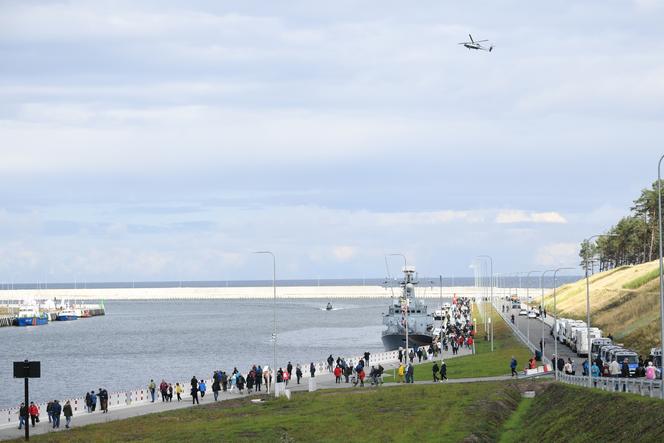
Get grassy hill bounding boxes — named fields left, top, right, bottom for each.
left=14, top=380, right=664, bottom=443
left=541, top=259, right=661, bottom=356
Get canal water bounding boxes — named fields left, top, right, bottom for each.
left=0, top=298, right=388, bottom=409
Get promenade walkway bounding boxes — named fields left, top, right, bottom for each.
left=0, top=346, right=477, bottom=441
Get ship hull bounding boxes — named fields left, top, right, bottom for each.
left=16, top=316, right=49, bottom=326
left=56, top=315, right=78, bottom=321
left=381, top=333, right=432, bottom=351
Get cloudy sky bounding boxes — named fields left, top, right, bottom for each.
left=0, top=0, right=663, bottom=283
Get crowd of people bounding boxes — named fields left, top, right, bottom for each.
left=17, top=399, right=73, bottom=430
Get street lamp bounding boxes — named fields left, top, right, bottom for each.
left=477, top=255, right=494, bottom=352
left=525, top=270, right=540, bottom=348
left=387, top=253, right=408, bottom=353
left=540, top=269, right=555, bottom=356
left=584, top=234, right=617, bottom=389
left=253, top=251, right=277, bottom=395
left=552, top=267, right=575, bottom=381
left=657, top=154, right=664, bottom=398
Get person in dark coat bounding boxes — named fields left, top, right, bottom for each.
left=296, top=365, right=303, bottom=384
left=18, top=403, right=28, bottom=430
left=310, top=362, right=316, bottom=378
left=286, top=362, right=293, bottom=379
left=51, top=400, right=62, bottom=429
left=63, top=401, right=73, bottom=428
left=440, top=361, right=448, bottom=381
left=212, top=377, right=221, bottom=401
left=432, top=362, right=440, bottom=382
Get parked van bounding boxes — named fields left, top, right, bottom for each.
left=551, top=318, right=568, bottom=342
left=591, top=338, right=612, bottom=361
left=574, top=327, right=602, bottom=356
left=565, top=320, right=587, bottom=346
left=600, top=345, right=622, bottom=364
left=609, top=348, right=638, bottom=375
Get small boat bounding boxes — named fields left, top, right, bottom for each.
left=326, top=302, right=333, bottom=311
left=16, top=306, right=49, bottom=327
left=56, top=309, right=78, bottom=321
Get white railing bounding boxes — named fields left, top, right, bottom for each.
left=557, top=373, right=663, bottom=398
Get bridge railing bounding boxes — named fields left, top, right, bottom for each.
left=557, top=372, right=663, bottom=398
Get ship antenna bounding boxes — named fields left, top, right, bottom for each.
left=384, top=256, right=396, bottom=299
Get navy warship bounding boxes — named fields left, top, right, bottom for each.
left=381, top=265, right=434, bottom=350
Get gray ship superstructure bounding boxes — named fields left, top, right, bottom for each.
left=381, top=265, right=434, bottom=350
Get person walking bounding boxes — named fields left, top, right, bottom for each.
left=90, top=390, right=97, bottom=412
left=256, top=366, right=263, bottom=391
left=406, top=363, right=414, bottom=383
left=310, top=362, right=316, bottom=378
left=191, top=384, right=200, bottom=405
left=397, top=363, right=405, bottom=383
left=364, top=351, right=371, bottom=366
left=99, top=388, right=108, bottom=413
left=28, top=402, right=39, bottom=427
left=510, top=356, right=518, bottom=377
left=286, top=361, right=293, bottom=379
left=17, top=403, right=28, bottom=430
left=175, top=383, right=183, bottom=401
left=432, top=362, right=440, bottom=382
left=646, top=362, right=657, bottom=380
left=148, top=379, right=156, bottom=403
left=51, top=400, right=62, bottom=429
left=85, top=391, right=92, bottom=413
left=199, top=379, right=207, bottom=398
left=212, top=377, right=221, bottom=401
left=63, top=401, right=73, bottom=429
left=167, top=384, right=173, bottom=401
left=46, top=400, right=54, bottom=423
left=440, top=360, right=448, bottom=381
left=334, top=365, right=342, bottom=383
left=296, top=364, right=303, bottom=384
left=160, top=380, right=168, bottom=402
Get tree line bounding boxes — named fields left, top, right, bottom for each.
left=580, top=180, right=662, bottom=272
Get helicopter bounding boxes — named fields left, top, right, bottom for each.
left=458, top=34, right=493, bottom=52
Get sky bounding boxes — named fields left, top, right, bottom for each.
left=0, top=0, right=663, bottom=283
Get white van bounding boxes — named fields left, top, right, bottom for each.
left=591, top=338, right=612, bottom=361
left=564, top=320, right=587, bottom=346
left=574, top=327, right=602, bottom=356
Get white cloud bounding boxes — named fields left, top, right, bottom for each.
left=535, top=243, right=580, bottom=268
left=332, top=246, right=356, bottom=261
left=495, top=210, right=567, bottom=224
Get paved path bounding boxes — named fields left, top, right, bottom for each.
left=0, top=349, right=476, bottom=441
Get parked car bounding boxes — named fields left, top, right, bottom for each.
left=519, top=309, right=528, bottom=316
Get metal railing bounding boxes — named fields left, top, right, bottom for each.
left=557, top=373, right=663, bottom=398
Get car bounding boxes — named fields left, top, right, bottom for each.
left=519, top=309, right=528, bottom=316
left=527, top=310, right=537, bottom=319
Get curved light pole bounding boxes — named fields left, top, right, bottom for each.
left=477, top=255, right=494, bottom=352
left=253, top=251, right=277, bottom=395
left=584, top=234, right=617, bottom=389
left=525, top=270, right=540, bottom=349
left=552, top=267, right=575, bottom=381
left=387, top=253, right=408, bottom=353
left=658, top=155, right=664, bottom=398
left=540, top=269, right=555, bottom=356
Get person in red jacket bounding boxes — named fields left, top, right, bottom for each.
left=333, top=365, right=342, bottom=384
left=28, top=402, right=39, bottom=427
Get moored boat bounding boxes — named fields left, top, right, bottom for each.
left=326, top=302, right=333, bottom=311
left=56, top=309, right=78, bottom=321
left=16, top=306, right=49, bottom=326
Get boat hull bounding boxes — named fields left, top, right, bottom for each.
left=56, top=315, right=78, bottom=321
left=16, top=316, right=49, bottom=327
left=381, top=333, right=433, bottom=351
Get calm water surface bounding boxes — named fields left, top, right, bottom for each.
left=1, top=299, right=389, bottom=409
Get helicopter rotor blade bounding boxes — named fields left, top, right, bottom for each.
left=469, top=34, right=474, bottom=43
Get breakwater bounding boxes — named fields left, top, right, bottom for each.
left=0, top=286, right=531, bottom=301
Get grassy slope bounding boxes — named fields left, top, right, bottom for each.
left=501, top=383, right=664, bottom=442
left=541, top=260, right=661, bottom=355
left=413, top=305, right=532, bottom=381
left=15, top=382, right=522, bottom=443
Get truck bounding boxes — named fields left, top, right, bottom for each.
left=551, top=318, right=568, bottom=342
left=574, top=327, right=602, bottom=356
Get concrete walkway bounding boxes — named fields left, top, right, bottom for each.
left=0, top=349, right=479, bottom=441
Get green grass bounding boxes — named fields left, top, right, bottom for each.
left=14, top=382, right=523, bottom=443
left=413, top=306, right=532, bottom=381
left=623, top=267, right=660, bottom=289
left=500, top=382, right=664, bottom=442
left=498, top=397, right=534, bottom=443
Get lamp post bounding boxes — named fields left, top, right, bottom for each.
left=584, top=234, right=617, bottom=389
left=387, top=253, right=408, bottom=353
left=552, top=267, right=575, bottom=381
left=540, top=269, right=555, bottom=356
left=657, top=155, right=664, bottom=398
left=477, top=255, right=494, bottom=352
left=253, top=251, right=277, bottom=395
left=525, top=270, right=540, bottom=348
